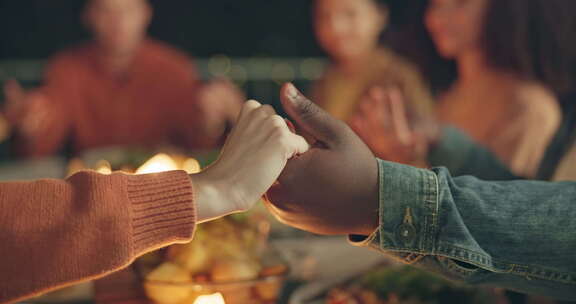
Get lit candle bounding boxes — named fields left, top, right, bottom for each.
left=136, top=153, right=179, bottom=174
left=95, top=160, right=112, bottom=174
left=193, top=293, right=226, bottom=304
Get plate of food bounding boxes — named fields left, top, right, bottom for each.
left=291, top=264, right=507, bottom=304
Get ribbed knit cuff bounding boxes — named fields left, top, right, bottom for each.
left=126, top=170, right=196, bottom=256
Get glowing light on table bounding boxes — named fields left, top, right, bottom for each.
left=136, top=153, right=179, bottom=174
left=95, top=160, right=112, bottom=174
left=182, top=158, right=201, bottom=174
left=193, top=293, right=226, bottom=304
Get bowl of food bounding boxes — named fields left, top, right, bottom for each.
left=137, top=214, right=289, bottom=304
left=142, top=264, right=287, bottom=304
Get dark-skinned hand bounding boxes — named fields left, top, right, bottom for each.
left=265, top=83, right=380, bottom=236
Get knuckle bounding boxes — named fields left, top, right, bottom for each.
left=298, top=100, right=320, bottom=120
left=244, top=99, right=261, bottom=109
left=273, top=130, right=292, bottom=147
left=255, top=104, right=275, bottom=118
left=258, top=104, right=274, bottom=113
left=268, top=115, right=287, bottom=129
left=274, top=128, right=289, bottom=141
left=242, top=100, right=261, bottom=116
left=262, top=104, right=274, bottom=111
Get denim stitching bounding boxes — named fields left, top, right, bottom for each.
left=435, top=244, right=576, bottom=285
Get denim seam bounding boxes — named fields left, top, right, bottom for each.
left=378, top=160, right=387, bottom=252
left=368, top=246, right=427, bottom=265
left=406, top=253, right=426, bottom=264
left=437, top=256, right=479, bottom=278
left=435, top=243, right=576, bottom=285
left=419, top=169, right=429, bottom=252
left=372, top=243, right=576, bottom=285
left=428, top=170, right=440, bottom=254
left=351, top=228, right=427, bottom=265
left=436, top=243, right=497, bottom=269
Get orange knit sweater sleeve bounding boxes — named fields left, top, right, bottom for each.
left=0, top=170, right=196, bottom=304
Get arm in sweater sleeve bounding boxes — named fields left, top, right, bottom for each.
left=0, top=170, right=196, bottom=304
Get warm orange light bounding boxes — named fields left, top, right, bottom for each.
left=182, top=158, right=201, bottom=174
left=193, top=293, right=226, bottom=304
left=95, top=160, right=112, bottom=175
left=67, top=158, right=86, bottom=176
left=136, top=154, right=179, bottom=174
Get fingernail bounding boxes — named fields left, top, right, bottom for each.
left=285, top=83, right=300, bottom=100
left=285, top=119, right=296, bottom=133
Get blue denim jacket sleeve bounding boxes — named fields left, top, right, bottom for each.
left=428, top=126, right=520, bottom=181
left=351, top=160, right=576, bottom=300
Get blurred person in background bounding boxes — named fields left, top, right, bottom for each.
left=2, top=0, right=243, bottom=158
left=311, top=0, right=435, bottom=166
left=424, top=0, right=574, bottom=177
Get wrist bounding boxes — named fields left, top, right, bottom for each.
left=190, top=170, right=238, bottom=223
left=358, top=157, right=381, bottom=236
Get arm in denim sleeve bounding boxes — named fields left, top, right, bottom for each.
left=428, top=126, right=520, bottom=181
left=351, top=160, right=576, bottom=301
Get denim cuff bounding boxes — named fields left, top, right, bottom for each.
left=348, top=160, right=576, bottom=299
left=350, top=159, right=439, bottom=264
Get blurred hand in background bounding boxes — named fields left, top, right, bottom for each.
left=349, top=86, right=439, bottom=167
left=2, top=79, right=55, bottom=139
left=196, top=79, right=245, bottom=142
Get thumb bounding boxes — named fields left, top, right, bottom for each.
left=280, top=82, right=345, bottom=145
left=264, top=183, right=295, bottom=215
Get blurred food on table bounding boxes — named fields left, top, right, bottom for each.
left=139, top=213, right=288, bottom=304
left=324, top=266, right=498, bottom=304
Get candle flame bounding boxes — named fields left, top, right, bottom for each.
left=136, top=153, right=179, bottom=174
left=193, top=293, right=226, bottom=304
left=182, top=158, right=201, bottom=174
left=95, top=160, right=112, bottom=175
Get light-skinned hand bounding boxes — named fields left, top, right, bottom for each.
left=192, top=99, right=309, bottom=222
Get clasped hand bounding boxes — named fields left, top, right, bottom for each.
left=198, top=83, right=380, bottom=236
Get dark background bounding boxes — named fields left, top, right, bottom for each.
left=0, top=0, right=452, bottom=138
left=0, top=0, right=324, bottom=59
